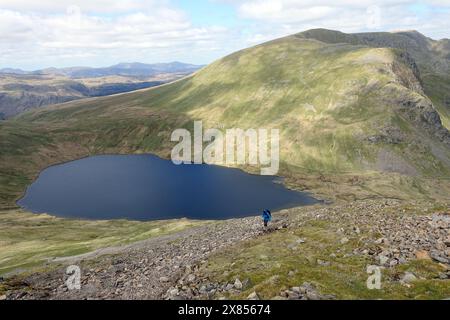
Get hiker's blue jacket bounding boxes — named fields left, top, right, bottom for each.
left=262, top=210, right=272, bottom=222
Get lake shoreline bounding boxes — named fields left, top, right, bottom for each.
left=17, top=153, right=321, bottom=221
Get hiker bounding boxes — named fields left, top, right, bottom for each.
left=262, top=209, right=272, bottom=227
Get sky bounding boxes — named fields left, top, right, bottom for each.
left=0, top=0, right=449, bottom=70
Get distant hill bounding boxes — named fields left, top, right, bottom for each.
left=0, top=62, right=203, bottom=79
left=0, top=62, right=203, bottom=118
left=0, top=68, right=29, bottom=75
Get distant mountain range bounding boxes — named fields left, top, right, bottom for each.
left=0, top=62, right=203, bottom=79
left=0, top=62, right=203, bottom=118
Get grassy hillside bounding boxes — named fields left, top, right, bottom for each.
left=1, top=32, right=450, bottom=209
left=297, top=29, right=450, bottom=129
left=0, top=209, right=206, bottom=275
left=196, top=200, right=450, bottom=300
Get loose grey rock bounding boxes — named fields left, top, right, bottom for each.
left=378, top=255, right=389, bottom=265
left=234, top=278, right=243, bottom=290
left=241, top=278, right=252, bottom=290
left=168, top=288, right=179, bottom=296
left=444, top=236, right=450, bottom=247
left=430, top=253, right=448, bottom=264
left=306, top=291, right=320, bottom=300
left=225, top=283, right=234, bottom=291
left=186, top=274, right=196, bottom=283
left=247, top=291, right=260, bottom=300
left=271, top=296, right=288, bottom=300
left=317, top=259, right=330, bottom=266
left=389, top=259, right=399, bottom=267
left=287, top=291, right=301, bottom=300
left=438, top=273, right=448, bottom=280
left=401, top=272, right=417, bottom=284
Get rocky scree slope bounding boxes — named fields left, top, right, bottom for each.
left=3, top=200, right=449, bottom=300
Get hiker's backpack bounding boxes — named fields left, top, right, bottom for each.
left=262, top=209, right=272, bottom=221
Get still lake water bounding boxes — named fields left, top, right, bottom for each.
left=18, top=155, right=319, bottom=221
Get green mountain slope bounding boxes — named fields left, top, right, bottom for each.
left=1, top=31, right=450, bottom=207
left=297, top=29, right=450, bottom=129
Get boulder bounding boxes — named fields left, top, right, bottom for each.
left=234, top=278, right=243, bottom=290
left=401, top=272, right=417, bottom=284
left=247, top=292, right=260, bottom=300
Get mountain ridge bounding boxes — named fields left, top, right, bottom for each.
left=295, top=29, right=450, bottom=128
left=0, top=61, right=203, bottom=78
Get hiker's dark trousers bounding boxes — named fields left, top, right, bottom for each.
left=264, top=220, right=268, bottom=227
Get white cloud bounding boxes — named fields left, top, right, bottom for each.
left=231, top=0, right=450, bottom=46
left=0, top=3, right=232, bottom=69
left=240, top=2, right=336, bottom=23
left=426, top=0, right=450, bottom=5
left=0, top=0, right=449, bottom=69
left=0, top=0, right=164, bottom=14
